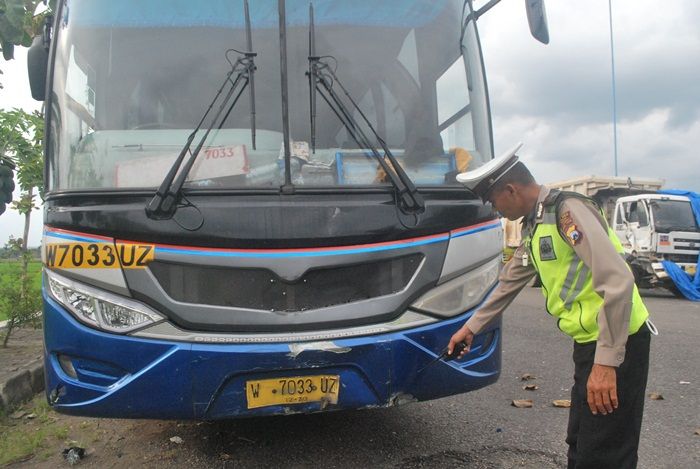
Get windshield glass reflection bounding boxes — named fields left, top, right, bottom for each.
left=48, top=0, right=490, bottom=191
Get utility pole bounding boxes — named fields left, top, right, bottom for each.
left=608, top=0, right=619, bottom=176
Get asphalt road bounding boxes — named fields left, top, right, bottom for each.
left=177, top=287, right=697, bottom=469
left=17, top=287, right=700, bottom=468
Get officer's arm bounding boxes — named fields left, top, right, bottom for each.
left=559, top=199, right=635, bottom=367
left=464, top=243, right=537, bottom=335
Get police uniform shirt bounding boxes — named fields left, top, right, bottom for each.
left=465, top=185, right=636, bottom=367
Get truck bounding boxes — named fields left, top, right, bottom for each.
left=26, top=0, right=550, bottom=419
left=548, top=176, right=700, bottom=293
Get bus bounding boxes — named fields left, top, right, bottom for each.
left=28, top=0, right=548, bottom=419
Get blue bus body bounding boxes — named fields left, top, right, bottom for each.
left=43, top=287, right=500, bottom=419
left=36, top=0, right=512, bottom=419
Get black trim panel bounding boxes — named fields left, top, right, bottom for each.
left=45, top=191, right=494, bottom=248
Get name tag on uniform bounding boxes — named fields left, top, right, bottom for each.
left=539, top=236, right=557, bottom=261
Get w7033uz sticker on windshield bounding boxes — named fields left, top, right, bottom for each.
left=44, top=242, right=155, bottom=269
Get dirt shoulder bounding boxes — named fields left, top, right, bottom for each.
left=1, top=395, right=203, bottom=467
left=0, top=327, right=44, bottom=386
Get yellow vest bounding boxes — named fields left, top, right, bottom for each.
left=523, top=193, right=649, bottom=343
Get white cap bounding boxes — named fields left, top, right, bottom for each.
left=456, top=142, right=523, bottom=200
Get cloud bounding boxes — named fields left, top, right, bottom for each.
left=477, top=0, right=700, bottom=191
left=496, top=108, right=700, bottom=191
left=616, top=109, right=700, bottom=190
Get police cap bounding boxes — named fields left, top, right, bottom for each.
left=456, top=142, right=523, bottom=201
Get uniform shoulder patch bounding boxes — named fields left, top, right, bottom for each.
left=565, top=224, right=583, bottom=245
left=559, top=210, right=583, bottom=245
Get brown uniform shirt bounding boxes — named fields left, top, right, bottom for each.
left=465, top=186, right=636, bottom=367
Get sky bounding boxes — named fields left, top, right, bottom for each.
left=1, top=0, right=699, bottom=247
left=478, top=0, right=700, bottom=190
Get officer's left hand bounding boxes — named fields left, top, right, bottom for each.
left=586, top=364, right=618, bottom=415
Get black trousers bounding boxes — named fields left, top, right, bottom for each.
left=566, top=327, right=651, bottom=469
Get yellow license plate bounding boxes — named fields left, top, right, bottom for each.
left=246, top=375, right=340, bottom=409
left=44, top=242, right=154, bottom=269
left=686, top=265, right=696, bottom=276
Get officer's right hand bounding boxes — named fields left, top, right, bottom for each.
left=447, top=325, right=474, bottom=359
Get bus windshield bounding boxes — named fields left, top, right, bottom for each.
left=48, top=0, right=491, bottom=191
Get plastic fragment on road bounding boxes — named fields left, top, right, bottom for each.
left=649, top=392, right=664, bottom=400
left=523, top=384, right=539, bottom=391
left=511, top=399, right=533, bottom=408
left=552, top=399, right=571, bottom=408
left=62, top=447, right=86, bottom=466
left=169, top=436, right=184, bottom=444
left=520, top=373, right=536, bottom=381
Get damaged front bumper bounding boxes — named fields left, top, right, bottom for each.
left=43, top=291, right=501, bottom=420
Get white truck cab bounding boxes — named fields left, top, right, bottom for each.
left=613, top=194, right=699, bottom=289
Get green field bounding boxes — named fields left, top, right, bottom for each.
left=0, top=260, right=43, bottom=322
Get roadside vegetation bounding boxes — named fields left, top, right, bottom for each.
left=0, top=255, right=42, bottom=346
left=0, top=107, right=45, bottom=346
left=0, top=395, right=72, bottom=466
left=0, top=1, right=55, bottom=88
left=0, top=257, right=42, bottom=323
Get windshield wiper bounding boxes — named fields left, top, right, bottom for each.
left=146, top=0, right=257, bottom=220
left=306, top=3, right=424, bottom=215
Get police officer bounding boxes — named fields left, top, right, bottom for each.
left=447, top=145, right=652, bottom=469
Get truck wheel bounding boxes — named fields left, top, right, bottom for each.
left=626, top=259, right=653, bottom=289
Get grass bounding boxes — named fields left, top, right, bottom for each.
left=0, top=396, right=71, bottom=466
left=0, top=260, right=42, bottom=322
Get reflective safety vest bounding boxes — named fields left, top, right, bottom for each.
left=524, top=193, right=649, bottom=343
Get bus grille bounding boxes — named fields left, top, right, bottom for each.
left=148, top=255, right=423, bottom=312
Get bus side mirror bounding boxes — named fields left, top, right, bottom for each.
left=27, top=16, right=52, bottom=101
left=27, top=35, right=49, bottom=101
left=525, top=0, right=550, bottom=44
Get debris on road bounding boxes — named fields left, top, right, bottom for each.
left=169, top=436, right=184, bottom=444
left=523, top=384, right=538, bottom=391
left=695, top=429, right=700, bottom=436
left=649, top=392, right=664, bottom=400
left=520, top=373, right=536, bottom=381
left=552, top=400, right=571, bottom=408
left=62, top=447, right=86, bottom=466
left=10, top=410, right=27, bottom=419
left=511, top=399, right=533, bottom=408
left=679, top=381, right=690, bottom=385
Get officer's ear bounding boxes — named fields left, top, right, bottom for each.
left=503, top=183, right=518, bottom=197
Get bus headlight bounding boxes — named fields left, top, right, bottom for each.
left=46, top=270, right=164, bottom=333
left=410, top=257, right=500, bottom=317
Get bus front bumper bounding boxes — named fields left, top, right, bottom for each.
left=43, top=292, right=501, bottom=419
